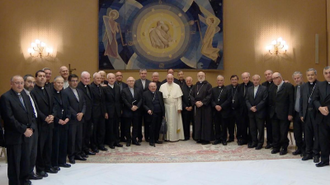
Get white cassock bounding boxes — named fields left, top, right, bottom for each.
left=159, top=82, right=184, bottom=141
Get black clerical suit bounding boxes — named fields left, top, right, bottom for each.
left=181, top=83, right=194, bottom=140
left=104, top=83, right=122, bottom=147
left=30, top=85, right=55, bottom=173
left=90, top=82, right=106, bottom=149
left=237, top=81, right=253, bottom=144
left=300, top=81, right=319, bottom=158
left=227, top=84, right=239, bottom=142
left=262, top=81, right=274, bottom=147
left=134, top=79, right=151, bottom=141
left=211, top=85, right=231, bottom=142
left=121, top=87, right=143, bottom=144
left=143, top=90, right=165, bottom=144
left=63, top=87, right=86, bottom=160
left=313, top=81, right=330, bottom=164
left=115, top=81, right=128, bottom=142
left=1, top=89, right=37, bottom=185
left=77, top=82, right=93, bottom=154
left=268, top=82, right=294, bottom=152
left=245, top=85, right=268, bottom=146
left=293, top=83, right=304, bottom=154
left=51, top=88, right=71, bottom=167
left=0, top=115, right=4, bottom=147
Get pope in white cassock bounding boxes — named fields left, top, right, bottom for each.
left=159, top=74, right=184, bottom=141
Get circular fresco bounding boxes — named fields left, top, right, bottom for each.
left=131, top=3, right=191, bottom=66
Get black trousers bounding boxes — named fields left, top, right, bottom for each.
left=228, top=112, right=238, bottom=141
left=107, top=115, right=119, bottom=145
left=149, top=112, right=162, bottom=143
left=214, top=111, right=230, bottom=141
left=123, top=116, right=140, bottom=142
left=265, top=113, right=273, bottom=145
left=7, top=137, right=32, bottom=185
left=249, top=115, right=265, bottom=145
left=67, top=121, right=83, bottom=158
left=36, top=123, right=53, bottom=172
left=120, top=117, right=126, bottom=141
left=143, top=112, right=150, bottom=141
left=304, top=111, right=320, bottom=156
left=51, top=124, right=68, bottom=166
left=29, top=127, right=38, bottom=175
left=271, top=115, right=290, bottom=150
left=236, top=110, right=248, bottom=142
left=82, top=119, right=92, bottom=152
left=92, top=114, right=105, bottom=148
left=293, top=111, right=305, bottom=151
left=182, top=110, right=194, bottom=140
left=319, top=116, right=330, bottom=163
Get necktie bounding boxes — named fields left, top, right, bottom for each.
left=18, top=93, right=26, bottom=110
left=295, top=86, right=300, bottom=112
left=28, top=94, right=38, bottom=118
left=85, top=86, right=91, bottom=98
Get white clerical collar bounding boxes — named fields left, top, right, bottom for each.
left=108, top=84, right=114, bottom=88
left=328, top=81, right=330, bottom=85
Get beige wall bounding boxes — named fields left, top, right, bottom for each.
left=0, top=0, right=327, bottom=94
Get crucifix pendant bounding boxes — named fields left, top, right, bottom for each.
left=232, top=100, right=235, bottom=103
left=197, top=92, right=199, bottom=95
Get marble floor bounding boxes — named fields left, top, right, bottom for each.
left=1, top=159, right=330, bottom=185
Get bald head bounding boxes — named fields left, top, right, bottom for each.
left=59, top=66, right=69, bottom=80
left=241, top=72, right=250, bottom=84
left=107, top=73, right=116, bottom=85
left=197, top=71, right=205, bottom=82
left=272, top=72, right=283, bottom=86
left=127, top=76, right=135, bottom=88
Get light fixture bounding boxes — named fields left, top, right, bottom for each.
left=28, top=39, right=53, bottom=58
left=266, top=37, right=288, bottom=55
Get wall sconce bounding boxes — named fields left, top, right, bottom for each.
left=28, top=39, right=53, bottom=58
left=266, top=37, right=288, bottom=55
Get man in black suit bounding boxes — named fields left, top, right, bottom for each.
left=177, top=70, right=185, bottom=87
left=90, top=72, right=107, bottom=152
left=211, top=75, right=231, bottom=146
left=246, top=74, right=268, bottom=150
left=313, top=66, right=330, bottom=167
left=300, top=68, right=319, bottom=162
left=161, top=69, right=180, bottom=84
left=1, top=75, right=37, bottom=185
left=115, top=71, right=128, bottom=142
left=30, top=70, right=57, bottom=177
left=152, top=72, right=162, bottom=90
left=227, top=75, right=240, bottom=143
left=291, top=71, right=305, bottom=156
left=143, top=82, right=165, bottom=147
left=262, top=69, right=274, bottom=149
left=77, top=71, right=95, bottom=157
left=51, top=76, right=71, bottom=169
left=237, top=72, right=253, bottom=145
left=63, top=74, right=87, bottom=164
left=134, top=69, right=151, bottom=142
left=268, top=72, right=294, bottom=155
left=99, top=70, right=108, bottom=86
left=0, top=115, right=4, bottom=147
left=43, top=67, right=53, bottom=89
left=23, top=74, right=42, bottom=180
left=122, top=77, right=143, bottom=146
left=181, top=76, right=194, bottom=140
left=104, top=73, right=123, bottom=149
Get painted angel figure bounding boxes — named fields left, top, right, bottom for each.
left=201, top=15, right=221, bottom=61
left=149, top=21, right=172, bottom=49
left=103, top=9, right=120, bottom=58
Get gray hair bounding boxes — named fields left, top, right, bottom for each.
left=93, top=72, right=101, bottom=78
left=306, top=68, right=317, bottom=75
left=152, top=72, right=159, bottom=76
left=54, top=76, right=64, bottom=82
left=23, top=74, right=33, bottom=81
left=252, top=74, right=261, bottom=79
left=217, top=75, right=224, bottom=79
left=324, top=66, right=330, bottom=71
left=292, top=71, right=302, bottom=78
left=107, top=73, right=115, bottom=78
left=139, top=69, right=147, bottom=73
left=81, top=71, right=90, bottom=78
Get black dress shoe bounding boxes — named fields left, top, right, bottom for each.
left=292, top=149, right=302, bottom=155
left=69, top=157, right=75, bottom=164
left=92, top=148, right=99, bottom=153
left=302, top=154, right=313, bottom=161
left=36, top=171, right=48, bottom=178
left=85, top=150, right=96, bottom=155
left=109, top=144, right=115, bottom=149
left=313, top=156, right=320, bottom=163
left=227, top=139, right=234, bottom=143
left=271, top=149, right=280, bottom=154
left=126, top=142, right=131, bottom=147
left=80, top=152, right=88, bottom=158
left=196, top=140, right=202, bottom=143
left=238, top=140, right=247, bottom=146
left=114, top=143, right=123, bottom=147
left=265, top=144, right=272, bottom=149
left=222, top=141, right=227, bottom=146
left=24, top=179, right=32, bottom=185
left=45, top=167, right=58, bottom=174
left=149, top=143, right=155, bottom=147
left=316, top=161, right=329, bottom=167
left=255, top=144, right=262, bottom=150
left=138, top=139, right=142, bottom=143
left=53, top=166, right=60, bottom=171
left=156, top=141, right=163, bottom=144
left=75, top=155, right=87, bottom=161
left=28, top=174, right=43, bottom=180
left=201, top=141, right=210, bottom=145
left=98, top=146, right=108, bottom=151
left=212, top=140, right=221, bottom=145
left=146, top=139, right=150, bottom=142
left=59, top=163, right=71, bottom=168
left=132, top=141, right=141, bottom=146
left=120, top=138, right=127, bottom=142
left=248, top=143, right=257, bottom=148
left=280, top=148, right=288, bottom=155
